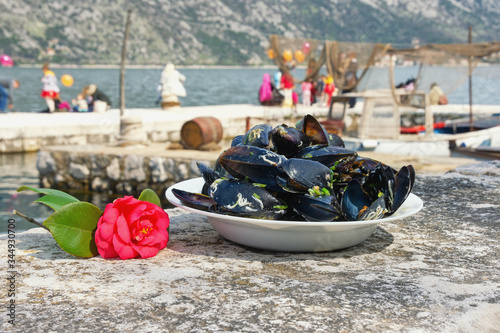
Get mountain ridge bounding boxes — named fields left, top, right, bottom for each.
left=0, top=0, right=498, bottom=66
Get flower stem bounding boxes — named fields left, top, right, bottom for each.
left=12, top=210, right=50, bottom=232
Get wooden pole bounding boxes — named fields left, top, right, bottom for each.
left=120, top=9, right=132, bottom=117
left=468, top=25, right=473, bottom=132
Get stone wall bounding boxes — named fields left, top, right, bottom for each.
left=37, top=146, right=218, bottom=199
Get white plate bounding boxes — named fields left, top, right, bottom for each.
left=166, top=177, right=424, bottom=252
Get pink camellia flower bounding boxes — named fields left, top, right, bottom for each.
left=95, top=196, right=170, bottom=259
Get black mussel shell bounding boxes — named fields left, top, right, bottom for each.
left=271, top=124, right=311, bottom=158
left=172, top=188, right=215, bottom=211
left=296, top=114, right=330, bottom=145
left=278, top=158, right=331, bottom=192
left=327, top=133, right=345, bottom=147
left=242, top=124, right=273, bottom=148
left=341, top=179, right=386, bottom=221
left=231, top=135, right=244, bottom=147
left=218, top=145, right=286, bottom=191
left=389, top=165, right=414, bottom=214
left=209, top=178, right=287, bottom=219
left=196, top=162, right=222, bottom=195
left=292, top=194, right=343, bottom=222
left=296, top=145, right=358, bottom=173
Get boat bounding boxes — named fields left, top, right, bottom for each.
left=326, top=89, right=500, bottom=156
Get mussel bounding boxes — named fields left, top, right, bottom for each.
left=271, top=124, right=311, bottom=158
left=341, top=179, right=387, bottom=221
left=209, top=178, right=288, bottom=219
left=242, top=124, right=273, bottom=148
left=218, top=145, right=287, bottom=191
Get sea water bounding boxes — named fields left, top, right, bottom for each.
left=1, top=66, right=499, bottom=231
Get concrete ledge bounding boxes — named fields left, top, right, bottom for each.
left=0, top=104, right=334, bottom=153
left=2, top=161, right=499, bottom=331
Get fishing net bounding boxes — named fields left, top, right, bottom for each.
left=268, top=35, right=500, bottom=106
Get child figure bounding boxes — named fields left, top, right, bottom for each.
left=323, top=75, right=336, bottom=107
left=40, top=68, right=60, bottom=113
left=72, top=94, right=89, bottom=112
left=301, top=79, right=313, bottom=106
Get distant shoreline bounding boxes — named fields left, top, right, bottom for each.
left=16, top=64, right=286, bottom=70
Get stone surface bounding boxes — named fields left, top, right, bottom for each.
left=124, top=155, right=146, bottom=182
left=35, top=151, right=56, bottom=174
left=2, top=161, right=499, bottom=332
left=68, top=162, right=90, bottom=180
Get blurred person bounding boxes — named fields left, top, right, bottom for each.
left=0, top=77, right=19, bottom=112
left=40, top=64, right=60, bottom=113
left=280, top=72, right=295, bottom=108
left=429, top=83, right=448, bottom=105
left=71, top=93, right=89, bottom=112
left=83, top=84, right=112, bottom=111
left=301, top=78, right=313, bottom=106
left=160, top=63, right=186, bottom=109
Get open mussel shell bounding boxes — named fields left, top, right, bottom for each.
left=389, top=165, right=415, bottom=214
left=348, top=156, right=388, bottom=178
left=209, top=178, right=287, bottom=220
left=271, top=124, right=311, bottom=158
left=196, top=162, right=222, bottom=195
left=218, top=145, right=286, bottom=191
left=171, top=188, right=215, bottom=211
left=296, top=114, right=330, bottom=145
left=361, top=164, right=415, bottom=215
left=341, top=179, right=387, bottom=221
left=292, top=194, right=343, bottom=222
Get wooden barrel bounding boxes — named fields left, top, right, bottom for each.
left=181, top=117, right=223, bottom=149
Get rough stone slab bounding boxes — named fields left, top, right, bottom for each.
left=1, top=161, right=499, bottom=332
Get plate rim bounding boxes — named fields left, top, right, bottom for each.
left=165, top=177, right=424, bottom=227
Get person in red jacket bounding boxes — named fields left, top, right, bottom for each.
left=280, top=72, right=295, bottom=107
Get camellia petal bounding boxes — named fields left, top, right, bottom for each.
left=103, top=206, right=120, bottom=222
left=116, top=214, right=131, bottom=243
left=97, top=218, right=116, bottom=240
left=96, top=229, right=118, bottom=258
left=127, top=203, right=146, bottom=220
left=113, top=234, right=138, bottom=260
left=132, top=244, right=159, bottom=259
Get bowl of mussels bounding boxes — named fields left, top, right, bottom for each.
left=166, top=115, right=423, bottom=252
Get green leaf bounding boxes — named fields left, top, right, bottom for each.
left=138, top=188, right=161, bottom=207
left=17, top=186, right=80, bottom=210
left=17, top=186, right=80, bottom=200
left=34, top=194, right=80, bottom=211
left=43, top=202, right=102, bottom=258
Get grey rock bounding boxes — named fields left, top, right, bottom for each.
left=124, top=155, right=146, bottom=182
left=36, top=151, right=57, bottom=174
left=69, top=162, right=90, bottom=180
left=175, top=162, right=189, bottom=182
left=91, top=177, right=109, bottom=191
left=106, top=158, right=121, bottom=181
left=149, top=157, right=168, bottom=183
